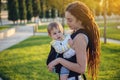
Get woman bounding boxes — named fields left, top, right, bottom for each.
left=47, top=1, right=100, bottom=80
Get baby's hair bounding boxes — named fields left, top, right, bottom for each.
left=47, top=22, right=64, bottom=36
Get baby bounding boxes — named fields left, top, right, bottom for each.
left=47, top=22, right=75, bottom=80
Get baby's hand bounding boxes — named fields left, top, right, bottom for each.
left=68, top=39, right=73, bottom=48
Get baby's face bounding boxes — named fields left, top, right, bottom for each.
left=50, top=28, right=64, bottom=41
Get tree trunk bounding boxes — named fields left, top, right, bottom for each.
left=0, top=0, right=2, bottom=25
left=0, top=14, right=2, bottom=25
left=103, top=0, right=107, bottom=44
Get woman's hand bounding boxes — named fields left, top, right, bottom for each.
left=47, top=58, right=61, bottom=72
left=68, top=39, right=74, bottom=48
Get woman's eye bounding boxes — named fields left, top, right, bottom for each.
left=67, top=18, right=72, bottom=22
left=69, top=19, right=72, bottom=22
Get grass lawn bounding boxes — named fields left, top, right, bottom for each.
left=100, top=27, right=120, bottom=40
left=37, top=22, right=120, bottom=40
left=37, top=25, right=48, bottom=32
left=0, top=36, right=58, bottom=80
left=0, top=23, right=34, bottom=31
left=0, top=24, right=26, bottom=31
left=98, top=43, right=120, bottom=80
left=98, top=22, right=120, bottom=40
left=0, top=25, right=14, bottom=31
left=0, top=36, right=120, bottom=80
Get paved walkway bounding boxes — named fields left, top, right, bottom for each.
left=100, top=38, right=120, bottom=44
left=0, top=24, right=35, bottom=52
left=0, top=24, right=120, bottom=52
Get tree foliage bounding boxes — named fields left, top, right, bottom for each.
left=45, top=10, right=50, bottom=18
left=108, top=0, right=120, bottom=15
left=26, top=0, right=33, bottom=21
left=7, top=0, right=19, bottom=22
left=6, top=0, right=120, bottom=21
left=51, top=7, right=56, bottom=18
left=0, top=0, right=2, bottom=25
left=18, top=0, right=27, bottom=20
left=0, top=0, right=1, bottom=13
left=39, top=0, right=44, bottom=18
left=32, top=0, right=40, bottom=17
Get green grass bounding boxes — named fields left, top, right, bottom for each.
left=98, top=43, right=120, bottom=80
left=97, top=21, right=120, bottom=28
left=0, top=36, right=120, bottom=80
left=0, top=25, right=13, bottom=31
left=98, top=22, right=120, bottom=40
left=0, top=23, right=35, bottom=31
left=100, top=27, right=120, bottom=40
left=38, top=25, right=47, bottom=32
left=0, top=24, right=21, bottom=31
left=0, top=36, right=58, bottom=80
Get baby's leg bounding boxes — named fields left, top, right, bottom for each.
left=60, top=75, right=68, bottom=80
left=60, top=67, right=69, bottom=80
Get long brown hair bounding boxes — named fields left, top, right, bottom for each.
left=66, top=1, right=100, bottom=80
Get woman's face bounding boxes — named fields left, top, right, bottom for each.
left=65, top=11, right=82, bottom=30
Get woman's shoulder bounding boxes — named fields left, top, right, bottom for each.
left=74, top=33, right=88, bottom=44
left=71, top=29, right=89, bottom=43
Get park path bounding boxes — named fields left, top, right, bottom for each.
left=0, top=23, right=50, bottom=52
left=0, top=24, right=35, bottom=52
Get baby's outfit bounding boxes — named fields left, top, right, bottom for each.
left=51, top=34, right=75, bottom=75
left=51, top=34, right=75, bottom=58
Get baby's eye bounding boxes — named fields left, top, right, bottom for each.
left=53, top=32, right=56, bottom=35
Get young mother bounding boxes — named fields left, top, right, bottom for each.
left=47, top=1, right=100, bottom=80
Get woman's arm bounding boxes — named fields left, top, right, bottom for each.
left=48, top=34, right=88, bottom=74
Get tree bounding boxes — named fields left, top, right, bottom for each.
left=51, top=7, right=56, bottom=19
left=100, top=0, right=108, bottom=44
left=45, top=9, right=50, bottom=19
left=18, top=0, right=27, bottom=23
left=45, top=0, right=50, bottom=19
left=103, top=0, right=107, bottom=44
left=39, top=10, right=44, bottom=19
left=109, top=0, right=120, bottom=15
left=0, top=0, right=2, bottom=25
left=95, top=4, right=101, bottom=16
left=39, top=0, right=44, bottom=19
left=93, top=0, right=102, bottom=16
left=32, top=0, right=40, bottom=20
left=7, top=0, right=19, bottom=24
left=26, top=0, right=33, bottom=22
